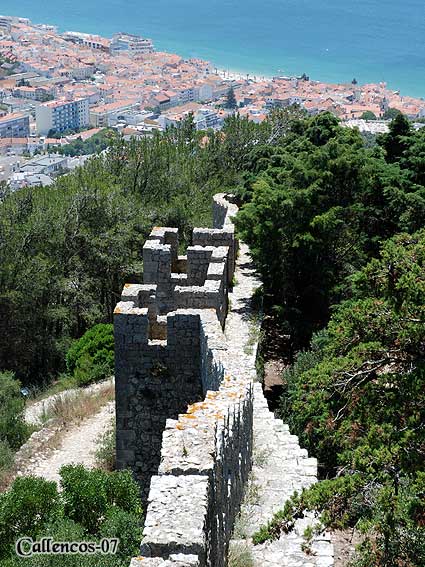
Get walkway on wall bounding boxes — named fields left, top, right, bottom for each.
left=226, top=242, right=334, bottom=567
left=231, top=384, right=334, bottom=566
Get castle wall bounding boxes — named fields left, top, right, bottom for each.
left=114, top=307, right=204, bottom=501
left=115, top=194, right=259, bottom=566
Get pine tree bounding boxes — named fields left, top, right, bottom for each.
left=225, top=86, right=237, bottom=110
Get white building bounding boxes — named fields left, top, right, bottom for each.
left=159, top=105, right=222, bottom=131
left=20, top=154, right=68, bottom=175
left=36, top=98, right=89, bottom=135
left=197, top=83, right=214, bottom=102
left=69, top=65, right=95, bottom=80
left=89, top=100, right=139, bottom=127
left=0, top=16, right=12, bottom=36
left=0, top=113, right=30, bottom=138
left=62, top=31, right=109, bottom=51
left=110, top=33, right=154, bottom=55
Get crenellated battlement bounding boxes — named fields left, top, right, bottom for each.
left=114, top=194, right=255, bottom=567
left=114, top=193, right=334, bottom=567
left=117, top=211, right=236, bottom=329
left=114, top=194, right=242, bottom=502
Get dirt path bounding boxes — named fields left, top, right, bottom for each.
left=23, top=401, right=115, bottom=485
left=25, top=378, right=114, bottom=426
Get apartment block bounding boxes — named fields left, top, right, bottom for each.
left=110, top=33, right=154, bottom=55
left=0, top=113, right=30, bottom=139
left=35, top=98, right=89, bottom=135
left=0, top=15, right=12, bottom=36
left=62, top=31, right=109, bottom=51
left=89, top=100, right=139, bottom=127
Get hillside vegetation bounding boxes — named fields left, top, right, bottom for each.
left=0, top=110, right=424, bottom=565
left=0, top=115, right=267, bottom=385
left=236, top=113, right=425, bottom=566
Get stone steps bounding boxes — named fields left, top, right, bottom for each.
left=230, top=383, right=334, bottom=567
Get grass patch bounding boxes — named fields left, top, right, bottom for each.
left=244, top=316, right=264, bottom=356
left=95, top=419, right=116, bottom=471
left=232, top=472, right=261, bottom=539
left=253, top=444, right=270, bottom=468
left=41, top=383, right=115, bottom=426
left=228, top=541, right=254, bottom=567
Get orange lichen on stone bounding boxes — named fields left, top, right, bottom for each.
left=206, top=391, right=219, bottom=400
left=182, top=414, right=197, bottom=419
left=124, top=283, right=132, bottom=287
left=176, top=423, right=185, bottom=430
left=226, top=392, right=239, bottom=399
left=114, top=306, right=122, bottom=314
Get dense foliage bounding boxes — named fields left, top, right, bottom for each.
left=66, top=323, right=114, bottom=386
left=235, top=113, right=425, bottom=565
left=0, top=466, right=142, bottom=566
left=0, top=115, right=271, bottom=385
left=236, top=112, right=425, bottom=345
left=52, top=129, right=118, bottom=157
left=272, top=233, right=424, bottom=564
left=0, top=372, right=29, bottom=452
left=0, top=372, right=30, bottom=489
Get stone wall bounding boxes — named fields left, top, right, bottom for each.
left=114, top=307, right=205, bottom=501
left=115, top=194, right=260, bottom=566
left=115, top=193, right=334, bottom=567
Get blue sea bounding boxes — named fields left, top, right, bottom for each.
left=2, top=0, right=425, bottom=98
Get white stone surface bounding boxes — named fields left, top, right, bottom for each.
left=116, top=194, right=333, bottom=567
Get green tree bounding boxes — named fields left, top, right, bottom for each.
left=360, top=110, right=377, bottom=120
left=236, top=112, right=421, bottom=344
left=0, top=372, right=29, bottom=450
left=66, top=323, right=114, bottom=386
left=225, top=86, right=238, bottom=110
left=272, top=230, right=425, bottom=565
left=383, top=107, right=402, bottom=120
left=379, top=113, right=412, bottom=162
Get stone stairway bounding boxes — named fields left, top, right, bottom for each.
left=230, top=383, right=334, bottom=567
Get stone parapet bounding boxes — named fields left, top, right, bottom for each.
left=115, top=193, right=332, bottom=567
left=115, top=194, right=255, bottom=566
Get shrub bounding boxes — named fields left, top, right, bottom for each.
left=60, top=465, right=109, bottom=534
left=0, top=440, right=15, bottom=490
left=228, top=541, right=254, bottom=567
left=99, top=507, right=142, bottom=560
left=0, top=476, right=60, bottom=558
left=60, top=465, right=142, bottom=535
left=105, top=469, right=142, bottom=515
left=95, top=421, right=116, bottom=470
left=0, top=372, right=30, bottom=450
left=2, top=517, right=127, bottom=567
left=66, top=324, right=114, bottom=386
left=0, top=467, right=143, bottom=566
left=9, top=518, right=87, bottom=567
left=0, top=440, right=14, bottom=474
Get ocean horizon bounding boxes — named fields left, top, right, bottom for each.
left=3, top=0, right=425, bottom=99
